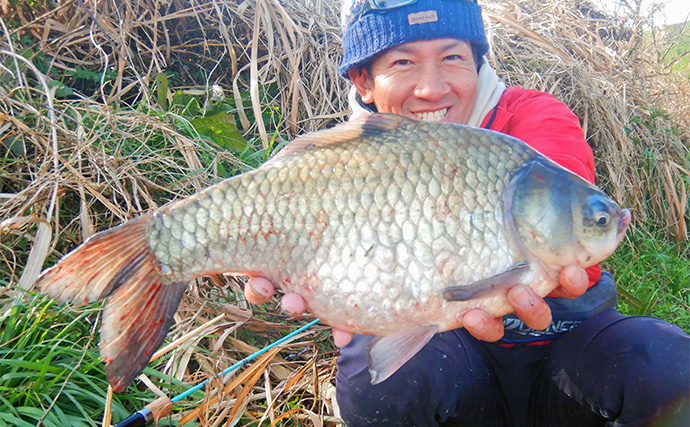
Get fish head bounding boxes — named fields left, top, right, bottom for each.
left=571, top=190, right=631, bottom=266
left=507, top=159, right=630, bottom=269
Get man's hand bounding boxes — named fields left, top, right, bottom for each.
left=244, top=265, right=589, bottom=347
left=461, top=265, right=589, bottom=341
left=245, top=277, right=355, bottom=347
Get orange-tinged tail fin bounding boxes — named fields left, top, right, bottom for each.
left=102, top=278, right=186, bottom=391
left=37, top=214, right=153, bottom=304
left=35, top=214, right=187, bottom=391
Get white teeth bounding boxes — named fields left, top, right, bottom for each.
left=415, top=108, right=448, bottom=122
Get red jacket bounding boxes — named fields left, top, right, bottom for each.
left=480, top=87, right=601, bottom=288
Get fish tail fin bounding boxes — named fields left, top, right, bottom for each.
left=101, top=278, right=187, bottom=391
left=36, top=214, right=154, bottom=304
left=36, top=214, right=187, bottom=391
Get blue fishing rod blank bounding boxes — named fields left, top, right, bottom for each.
left=112, top=318, right=321, bottom=427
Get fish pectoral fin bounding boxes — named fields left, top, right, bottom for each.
left=366, top=325, right=439, bottom=385
left=100, top=278, right=187, bottom=392
left=442, top=262, right=531, bottom=302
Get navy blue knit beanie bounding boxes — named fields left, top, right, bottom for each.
left=340, top=0, right=489, bottom=79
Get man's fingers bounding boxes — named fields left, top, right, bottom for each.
left=463, top=309, right=504, bottom=342
left=245, top=277, right=275, bottom=305
left=506, top=266, right=586, bottom=331
left=332, top=328, right=354, bottom=347
left=246, top=277, right=307, bottom=316
left=281, top=293, right=306, bottom=316
left=507, top=285, right=552, bottom=331
left=246, top=278, right=349, bottom=345
left=550, top=265, right=589, bottom=299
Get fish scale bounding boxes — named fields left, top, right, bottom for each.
left=36, top=113, right=629, bottom=390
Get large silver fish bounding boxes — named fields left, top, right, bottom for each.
left=36, top=114, right=630, bottom=390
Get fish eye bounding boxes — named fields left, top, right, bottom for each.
left=589, top=198, right=611, bottom=228
left=595, top=212, right=610, bottom=227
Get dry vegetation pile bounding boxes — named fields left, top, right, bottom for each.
left=0, top=0, right=688, bottom=426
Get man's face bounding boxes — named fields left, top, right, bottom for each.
left=349, top=38, right=479, bottom=124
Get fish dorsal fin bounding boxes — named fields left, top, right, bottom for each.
left=366, top=325, right=439, bottom=384
left=263, top=114, right=415, bottom=167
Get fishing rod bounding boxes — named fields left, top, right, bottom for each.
left=112, top=318, right=322, bottom=427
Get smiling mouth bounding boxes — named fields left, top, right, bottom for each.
left=415, top=108, right=448, bottom=122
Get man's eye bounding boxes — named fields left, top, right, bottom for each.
left=444, top=54, right=464, bottom=61
left=393, top=59, right=412, bottom=66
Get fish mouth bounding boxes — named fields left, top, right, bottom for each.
left=617, top=209, right=632, bottom=243
left=415, top=108, right=448, bottom=122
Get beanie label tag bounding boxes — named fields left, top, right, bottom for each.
left=407, top=10, right=438, bottom=25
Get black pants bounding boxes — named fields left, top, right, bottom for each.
left=335, top=309, right=690, bottom=426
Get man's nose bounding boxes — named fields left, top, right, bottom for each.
left=413, top=65, right=449, bottom=101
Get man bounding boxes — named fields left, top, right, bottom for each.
left=246, top=1, right=690, bottom=425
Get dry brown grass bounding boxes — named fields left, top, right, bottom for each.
left=1, top=0, right=688, bottom=425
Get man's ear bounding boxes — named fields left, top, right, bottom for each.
left=348, top=67, right=374, bottom=104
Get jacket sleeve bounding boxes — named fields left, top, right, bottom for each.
left=500, top=89, right=595, bottom=183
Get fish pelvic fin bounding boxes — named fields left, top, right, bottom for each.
left=101, top=278, right=187, bottom=392
left=36, top=214, right=154, bottom=305
left=366, top=325, right=439, bottom=385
